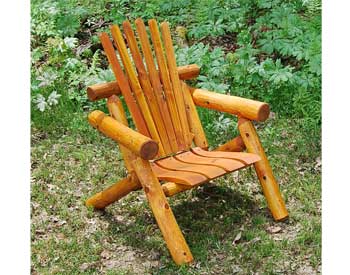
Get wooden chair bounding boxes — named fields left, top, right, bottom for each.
left=85, top=18, right=288, bottom=265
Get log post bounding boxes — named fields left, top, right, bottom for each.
left=132, top=158, right=193, bottom=265
left=238, top=117, right=288, bottom=221
left=85, top=173, right=140, bottom=209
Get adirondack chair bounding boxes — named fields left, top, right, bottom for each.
left=85, top=18, right=288, bottom=265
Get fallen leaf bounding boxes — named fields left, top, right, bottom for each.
left=266, top=225, right=282, bottom=234
left=232, top=232, right=242, bottom=245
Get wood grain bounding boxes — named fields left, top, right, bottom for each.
left=88, top=110, right=158, bottom=160
left=123, top=20, right=172, bottom=155
left=132, top=158, right=193, bottom=264
left=99, top=32, right=150, bottom=136
left=148, top=19, right=185, bottom=150
left=191, top=88, right=270, bottom=122
left=87, top=64, right=200, bottom=101
left=135, top=18, right=179, bottom=153
left=110, top=24, right=165, bottom=156
left=238, top=117, right=288, bottom=221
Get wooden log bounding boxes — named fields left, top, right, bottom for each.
left=107, top=95, right=137, bottom=172
left=191, top=88, right=270, bottom=122
left=85, top=174, right=140, bottom=209
left=162, top=182, right=193, bottom=197
left=87, top=81, right=121, bottom=101
left=86, top=175, right=195, bottom=209
left=238, top=117, right=288, bottom=221
left=88, top=110, right=158, bottom=160
left=87, top=64, right=200, bottom=101
left=182, top=82, right=208, bottom=148
left=214, top=136, right=246, bottom=152
left=132, top=158, right=193, bottom=265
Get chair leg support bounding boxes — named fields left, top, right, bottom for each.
left=238, top=117, right=288, bottom=221
left=85, top=173, right=141, bottom=209
left=132, top=158, right=194, bottom=265
left=214, top=135, right=246, bottom=152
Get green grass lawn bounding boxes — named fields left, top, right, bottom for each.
left=31, top=114, right=321, bottom=274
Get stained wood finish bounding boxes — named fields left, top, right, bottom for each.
left=107, top=95, right=137, bottom=172
left=151, top=163, right=207, bottom=186
left=87, top=64, right=200, bottom=101
left=191, top=88, right=270, bottom=122
left=99, top=32, right=150, bottom=137
left=214, top=136, right=246, bottom=152
left=123, top=20, right=172, bottom=155
left=135, top=18, right=179, bottom=153
left=132, top=158, right=193, bottom=264
left=182, top=82, right=208, bottom=148
left=88, top=110, right=158, bottom=160
left=160, top=22, right=192, bottom=147
left=238, top=117, right=288, bottom=221
left=110, top=24, right=165, bottom=156
left=162, top=182, right=194, bottom=196
left=174, top=151, right=245, bottom=172
left=85, top=174, right=140, bottom=209
left=156, top=156, right=226, bottom=179
left=191, top=147, right=260, bottom=165
left=148, top=19, right=186, bottom=150
left=150, top=148, right=259, bottom=185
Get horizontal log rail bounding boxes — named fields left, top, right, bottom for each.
left=88, top=110, right=159, bottom=159
left=190, top=88, right=270, bottom=122
left=87, top=64, right=200, bottom=101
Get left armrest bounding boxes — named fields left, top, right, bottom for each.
left=191, top=88, right=270, bottom=122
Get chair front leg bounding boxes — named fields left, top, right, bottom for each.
left=132, top=158, right=193, bottom=265
left=238, top=117, right=288, bottom=221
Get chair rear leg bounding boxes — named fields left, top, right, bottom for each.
left=238, top=117, right=288, bottom=221
left=132, top=158, right=193, bottom=265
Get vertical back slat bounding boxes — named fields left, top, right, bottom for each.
left=181, top=82, right=208, bottom=148
left=110, top=25, right=165, bottom=156
left=99, top=32, right=150, bottom=137
left=160, top=22, right=192, bottom=148
left=122, top=20, right=172, bottom=155
left=148, top=19, right=186, bottom=150
left=135, top=18, right=179, bottom=153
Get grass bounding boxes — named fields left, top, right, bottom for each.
left=31, top=115, right=321, bottom=274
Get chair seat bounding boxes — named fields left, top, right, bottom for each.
left=151, top=147, right=260, bottom=186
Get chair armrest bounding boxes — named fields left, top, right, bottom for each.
left=191, top=88, right=270, bottom=122
left=88, top=110, right=159, bottom=159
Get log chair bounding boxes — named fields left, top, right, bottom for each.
left=84, top=18, right=288, bottom=265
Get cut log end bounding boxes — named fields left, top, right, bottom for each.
left=140, top=140, right=159, bottom=160
left=87, top=86, right=97, bottom=101
left=257, top=103, right=270, bottom=122
left=88, top=110, right=106, bottom=128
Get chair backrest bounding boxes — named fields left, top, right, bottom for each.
left=99, top=18, right=204, bottom=157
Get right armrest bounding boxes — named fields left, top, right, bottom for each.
left=88, top=110, right=159, bottom=160
left=191, top=88, right=270, bottom=122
